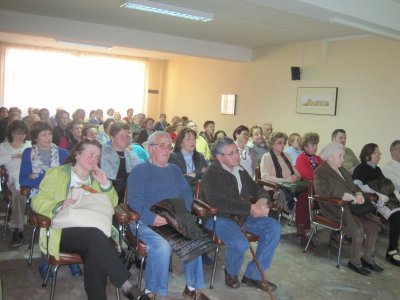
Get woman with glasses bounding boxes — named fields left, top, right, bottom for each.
left=0, top=120, right=31, bottom=247
left=233, top=125, right=257, bottom=178
left=353, top=143, right=400, bottom=267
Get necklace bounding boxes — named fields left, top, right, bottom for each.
left=116, top=151, right=125, bottom=159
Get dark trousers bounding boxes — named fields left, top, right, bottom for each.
left=388, top=211, right=400, bottom=251
left=60, top=227, right=129, bottom=300
left=295, top=191, right=310, bottom=230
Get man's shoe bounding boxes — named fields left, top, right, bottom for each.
left=123, top=286, right=151, bottom=300
left=347, top=261, right=370, bottom=276
left=11, top=229, right=23, bottom=247
left=241, top=275, right=277, bottom=292
left=183, top=285, right=210, bottom=300
left=69, top=264, right=82, bottom=277
left=224, top=269, right=240, bottom=289
left=361, top=258, right=384, bottom=272
left=38, top=262, right=53, bottom=282
left=202, top=253, right=213, bottom=266
left=386, top=250, right=400, bottom=267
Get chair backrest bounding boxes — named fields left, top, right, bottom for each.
left=255, top=166, right=261, bottom=181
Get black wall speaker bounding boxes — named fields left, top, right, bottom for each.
left=291, top=66, right=301, bottom=80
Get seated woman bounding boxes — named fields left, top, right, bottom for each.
left=31, top=139, right=141, bottom=300
left=314, top=143, right=383, bottom=275
left=0, top=120, right=31, bottom=246
left=169, top=127, right=208, bottom=189
left=187, top=121, right=211, bottom=162
left=233, top=125, right=257, bottom=178
left=285, top=133, right=302, bottom=166
left=214, top=130, right=227, bottom=141
left=82, top=124, right=99, bottom=141
left=101, top=122, right=141, bottom=203
left=59, top=120, right=83, bottom=151
left=136, top=117, right=155, bottom=146
left=249, top=125, right=269, bottom=165
left=167, top=117, right=184, bottom=143
left=353, top=143, right=400, bottom=267
left=98, top=118, right=114, bottom=145
left=19, top=121, right=82, bottom=278
left=295, top=132, right=322, bottom=249
left=154, top=113, right=169, bottom=131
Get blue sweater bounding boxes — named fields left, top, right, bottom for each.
left=127, top=160, right=193, bottom=225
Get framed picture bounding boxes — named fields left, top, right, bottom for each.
left=221, top=94, right=236, bottom=115
left=296, top=87, right=338, bottom=115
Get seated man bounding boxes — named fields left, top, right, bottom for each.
left=331, top=129, right=360, bottom=174
left=383, top=140, right=400, bottom=192
left=127, top=131, right=209, bottom=300
left=201, top=137, right=281, bottom=292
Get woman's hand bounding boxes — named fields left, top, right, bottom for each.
left=353, top=194, right=365, bottom=204
left=91, top=164, right=109, bottom=186
left=186, top=172, right=196, bottom=178
left=62, top=198, right=77, bottom=209
left=153, top=215, right=167, bottom=227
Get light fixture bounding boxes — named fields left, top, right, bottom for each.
left=330, top=17, right=400, bottom=41
left=55, top=39, right=113, bottom=49
left=120, top=0, right=214, bottom=22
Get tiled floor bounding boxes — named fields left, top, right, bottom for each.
left=1, top=209, right=400, bottom=300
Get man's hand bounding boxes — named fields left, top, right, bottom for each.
left=250, top=202, right=269, bottom=217
left=153, top=215, right=168, bottom=227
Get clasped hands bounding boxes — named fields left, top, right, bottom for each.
left=250, top=198, right=270, bottom=217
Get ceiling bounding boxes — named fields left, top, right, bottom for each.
left=0, top=0, right=399, bottom=61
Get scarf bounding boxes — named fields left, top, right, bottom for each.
left=269, top=149, right=294, bottom=178
left=31, top=144, right=60, bottom=174
left=305, top=152, right=319, bottom=170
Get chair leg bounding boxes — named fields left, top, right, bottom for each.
left=42, top=262, right=51, bottom=287
left=138, top=256, right=146, bottom=290
left=4, top=201, right=11, bottom=234
left=116, top=287, right=120, bottom=300
left=209, top=245, right=220, bottom=289
left=125, top=250, right=133, bottom=268
left=336, top=231, right=344, bottom=268
left=28, top=226, right=38, bottom=266
left=303, top=226, right=317, bottom=253
left=50, top=265, right=60, bottom=300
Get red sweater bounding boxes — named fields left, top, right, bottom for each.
left=296, top=152, right=322, bottom=180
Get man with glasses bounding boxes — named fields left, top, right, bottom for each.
left=201, top=137, right=281, bottom=292
left=127, top=131, right=210, bottom=300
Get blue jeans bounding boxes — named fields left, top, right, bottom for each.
left=205, top=216, right=281, bottom=281
left=130, top=221, right=205, bottom=295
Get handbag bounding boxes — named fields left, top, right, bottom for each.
left=279, top=180, right=309, bottom=194
left=52, top=186, right=114, bottom=237
left=348, top=199, right=376, bottom=216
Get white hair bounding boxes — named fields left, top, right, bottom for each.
left=147, top=131, right=171, bottom=146
left=320, top=143, right=344, bottom=161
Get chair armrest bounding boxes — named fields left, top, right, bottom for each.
left=313, top=195, right=346, bottom=206
left=365, top=193, right=378, bottom=202
left=257, top=180, right=280, bottom=190
left=119, top=203, right=140, bottom=222
left=193, top=198, right=218, bottom=215
left=114, top=204, right=129, bottom=223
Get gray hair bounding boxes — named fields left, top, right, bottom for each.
left=211, top=137, right=235, bottom=159
left=320, top=143, right=344, bottom=161
left=147, top=131, right=171, bottom=146
left=390, top=140, right=400, bottom=152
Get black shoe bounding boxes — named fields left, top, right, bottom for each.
left=11, top=229, right=23, bottom=247
left=224, top=269, right=240, bottom=289
left=241, top=275, right=277, bottom=292
left=202, top=253, right=213, bottom=266
left=386, top=250, right=400, bottom=267
left=123, top=286, right=151, bottom=300
left=347, top=261, right=371, bottom=276
left=361, top=258, right=384, bottom=272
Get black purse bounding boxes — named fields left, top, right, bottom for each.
left=348, top=199, right=376, bottom=216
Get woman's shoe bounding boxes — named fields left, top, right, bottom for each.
left=360, top=258, right=384, bottom=272
left=347, top=261, right=370, bottom=276
left=386, top=250, right=400, bottom=267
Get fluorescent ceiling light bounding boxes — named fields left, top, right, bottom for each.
left=55, top=39, right=113, bottom=49
left=120, top=0, right=214, bottom=22
left=330, top=17, right=400, bottom=41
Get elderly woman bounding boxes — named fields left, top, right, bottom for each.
left=32, top=139, right=141, bottom=300
left=249, top=125, right=269, bottom=165
left=101, top=121, right=141, bottom=203
left=233, top=125, right=257, bottom=178
left=353, top=143, right=400, bottom=267
left=169, top=127, right=208, bottom=189
left=285, top=133, right=302, bottom=166
left=0, top=120, right=31, bottom=246
left=314, top=143, right=383, bottom=275
left=295, top=132, right=322, bottom=249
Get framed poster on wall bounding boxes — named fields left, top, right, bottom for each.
left=296, top=87, right=338, bottom=115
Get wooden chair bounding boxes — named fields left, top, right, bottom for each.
left=1, top=166, right=13, bottom=234
left=192, top=180, right=259, bottom=289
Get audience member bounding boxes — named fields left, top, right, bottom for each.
left=0, top=120, right=31, bottom=246
left=82, top=124, right=99, bottom=141
left=331, top=129, right=360, bottom=174
left=59, top=120, right=83, bottom=151
left=199, top=121, right=215, bottom=151
left=0, top=112, right=22, bottom=143
left=123, top=108, right=134, bottom=124
left=101, top=122, right=141, bottom=202
left=38, top=108, right=51, bottom=126
left=114, top=112, right=122, bottom=121
left=72, top=108, right=86, bottom=123
left=261, top=122, right=273, bottom=146
left=168, top=117, right=184, bottom=143
left=383, top=140, right=400, bottom=192
left=154, top=113, right=169, bottom=131
left=106, top=108, right=115, bottom=118
left=187, top=121, right=211, bottom=161
left=214, top=130, right=227, bottom=140
left=0, top=107, right=8, bottom=119
left=314, top=143, right=382, bottom=275
left=52, top=110, right=70, bottom=146
left=248, top=126, right=269, bottom=164
left=127, top=131, right=210, bottom=299
left=131, top=113, right=146, bottom=142
left=201, top=137, right=281, bottom=292
left=285, top=133, right=302, bottom=166
left=233, top=125, right=257, bottom=178
left=98, top=118, right=115, bottom=146
left=353, top=143, right=400, bottom=267
left=136, top=117, right=155, bottom=146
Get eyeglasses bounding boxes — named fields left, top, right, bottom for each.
left=221, top=149, right=240, bottom=156
left=150, top=143, right=173, bottom=151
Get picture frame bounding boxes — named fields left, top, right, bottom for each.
left=296, top=87, right=338, bottom=115
left=221, top=94, right=236, bottom=115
